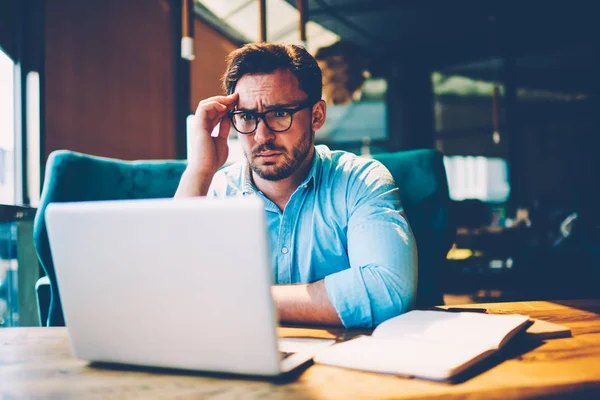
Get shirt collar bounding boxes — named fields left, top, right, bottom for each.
left=241, top=147, right=321, bottom=195
left=241, top=161, right=255, bottom=195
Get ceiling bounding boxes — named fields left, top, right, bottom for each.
left=197, top=0, right=340, bottom=53
left=284, top=0, right=599, bottom=93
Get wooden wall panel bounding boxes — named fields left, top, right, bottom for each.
left=190, top=18, right=239, bottom=112
left=45, top=0, right=175, bottom=161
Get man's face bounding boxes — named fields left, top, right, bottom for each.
left=233, top=69, right=325, bottom=181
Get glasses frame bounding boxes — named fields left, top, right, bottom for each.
left=228, top=100, right=315, bottom=135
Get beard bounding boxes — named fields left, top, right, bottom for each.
left=246, top=130, right=313, bottom=181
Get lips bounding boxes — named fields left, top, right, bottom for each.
left=257, top=152, right=282, bottom=157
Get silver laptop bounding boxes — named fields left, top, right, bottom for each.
left=45, top=196, right=333, bottom=377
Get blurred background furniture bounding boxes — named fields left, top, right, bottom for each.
left=34, top=149, right=453, bottom=326
left=0, top=204, right=40, bottom=327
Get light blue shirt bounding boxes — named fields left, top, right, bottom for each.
left=209, top=145, right=417, bottom=327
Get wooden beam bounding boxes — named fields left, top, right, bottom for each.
left=297, top=0, right=307, bottom=45
left=181, top=0, right=195, bottom=60
left=258, top=0, right=267, bottom=42
left=182, top=0, right=190, bottom=38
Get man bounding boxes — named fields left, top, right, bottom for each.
left=175, top=43, right=417, bottom=328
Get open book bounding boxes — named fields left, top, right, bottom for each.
left=314, top=310, right=531, bottom=381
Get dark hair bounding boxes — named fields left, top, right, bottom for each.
left=222, top=43, right=322, bottom=104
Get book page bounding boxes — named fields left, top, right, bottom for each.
left=314, top=336, right=494, bottom=381
left=525, top=319, right=571, bottom=339
left=372, top=310, right=530, bottom=349
left=278, top=337, right=335, bottom=353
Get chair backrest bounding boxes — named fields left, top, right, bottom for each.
left=35, top=148, right=453, bottom=325
left=372, top=149, right=454, bottom=308
left=34, top=150, right=187, bottom=326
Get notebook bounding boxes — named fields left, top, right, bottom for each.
left=314, top=310, right=531, bottom=381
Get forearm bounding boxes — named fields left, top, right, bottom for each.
left=174, top=168, right=215, bottom=198
left=272, top=280, right=342, bottom=326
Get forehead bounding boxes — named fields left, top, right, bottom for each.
left=234, top=69, right=307, bottom=108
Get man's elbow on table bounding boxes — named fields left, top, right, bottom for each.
left=324, top=260, right=417, bottom=328
left=367, top=264, right=417, bottom=327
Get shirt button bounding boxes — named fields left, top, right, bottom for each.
left=281, top=247, right=289, bottom=254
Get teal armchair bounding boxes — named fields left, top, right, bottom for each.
left=373, top=150, right=454, bottom=308
left=34, top=149, right=453, bottom=326
left=33, top=150, right=187, bottom=326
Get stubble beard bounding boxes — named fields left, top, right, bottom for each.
left=246, top=130, right=313, bottom=181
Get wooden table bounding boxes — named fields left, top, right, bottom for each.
left=2, top=300, right=600, bottom=399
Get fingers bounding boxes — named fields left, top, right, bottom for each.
left=195, top=93, right=239, bottom=133
left=216, top=116, right=232, bottom=140
left=199, top=101, right=227, bottom=116
left=197, top=93, right=238, bottom=110
left=193, top=93, right=237, bottom=144
left=196, top=101, right=228, bottom=132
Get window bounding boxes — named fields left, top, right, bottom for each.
left=25, top=71, right=40, bottom=206
left=0, top=48, right=16, bottom=205
left=197, top=0, right=339, bottom=53
left=444, top=156, right=510, bottom=203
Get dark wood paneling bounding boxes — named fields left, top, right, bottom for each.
left=190, top=18, right=238, bottom=112
left=45, top=0, right=176, bottom=161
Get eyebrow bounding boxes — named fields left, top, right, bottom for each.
left=235, top=102, right=304, bottom=112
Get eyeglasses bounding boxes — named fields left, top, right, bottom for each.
left=229, top=100, right=314, bottom=135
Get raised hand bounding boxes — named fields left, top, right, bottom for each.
left=188, top=93, right=239, bottom=175
left=175, top=93, right=239, bottom=198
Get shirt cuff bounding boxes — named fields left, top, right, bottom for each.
left=324, top=267, right=373, bottom=328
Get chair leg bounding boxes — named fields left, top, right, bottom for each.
left=35, top=276, right=51, bottom=326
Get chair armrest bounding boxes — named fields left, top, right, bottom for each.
left=35, top=276, right=51, bottom=326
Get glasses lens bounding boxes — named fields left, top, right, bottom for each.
left=265, top=110, right=292, bottom=132
left=232, top=112, right=256, bottom=134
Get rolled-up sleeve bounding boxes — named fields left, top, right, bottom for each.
left=324, top=162, right=418, bottom=328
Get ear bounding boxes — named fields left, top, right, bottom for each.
left=311, top=100, right=327, bottom=131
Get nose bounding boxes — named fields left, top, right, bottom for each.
left=253, top=118, right=276, bottom=144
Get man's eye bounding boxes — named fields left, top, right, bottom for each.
left=240, top=112, right=254, bottom=121
left=272, top=110, right=290, bottom=118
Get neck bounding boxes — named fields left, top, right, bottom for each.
left=252, top=147, right=315, bottom=211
